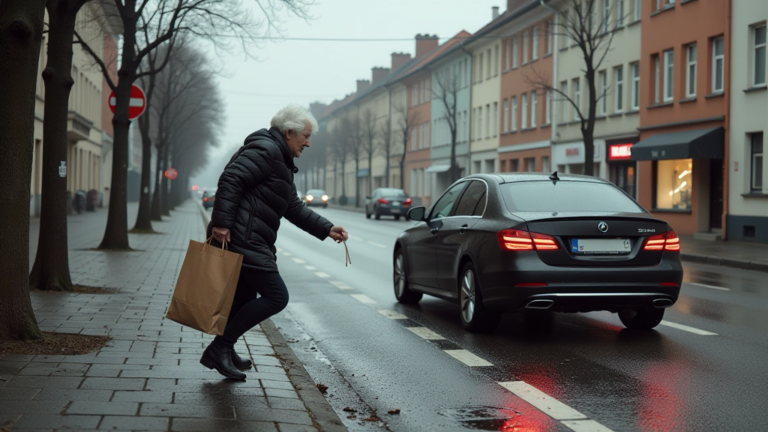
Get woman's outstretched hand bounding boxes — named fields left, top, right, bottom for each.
left=328, top=226, right=349, bottom=243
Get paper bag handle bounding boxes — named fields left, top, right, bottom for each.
left=204, top=236, right=229, bottom=256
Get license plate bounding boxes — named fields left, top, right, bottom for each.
left=392, top=201, right=401, bottom=206
left=390, top=208, right=401, bottom=214
left=571, top=238, right=631, bottom=254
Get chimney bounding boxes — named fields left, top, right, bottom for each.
left=356, top=79, right=371, bottom=93
left=415, top=34, right=439, bottom=58
left=308, top=102, right=327, bottom=118
left=391, top=52, right=412, bottom=71
left=371, top=67, right=390, bottom=84
left=492, top=6, right=500, bottom=19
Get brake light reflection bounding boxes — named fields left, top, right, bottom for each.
left=497, top=229, right=559, bottom=251
left=643, top=231, right=680, bottom=252
left=378, top=198, right=389, bottom=204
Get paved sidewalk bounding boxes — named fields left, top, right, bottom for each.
left=2, top=200, right=345, bottom=431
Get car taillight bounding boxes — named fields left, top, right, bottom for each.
left=643, top=231, right=680, bottom=251
left=404, top=198, right=412, bottom=206
left=203, top=197, right=208, bottom=202
left=497, top=229, right=559, bottom=251
left=378, top=198, right=390, bottom=204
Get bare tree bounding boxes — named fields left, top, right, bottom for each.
left=526, top=0, right=615, bottom=176
left=359, top=108, right=378, bottom=197
left=343, top=113, right=364, bottom=207
left=328, top=123, right=350, bottom=203
left=77, top=0, right=312, bottom=250
left=393, top=102, right=419, bottom=193
left=432, top=66, right=462, bottom=183
left=377, top=118, right=395, bottom=188
left=0, top=0, right=48, bottom=341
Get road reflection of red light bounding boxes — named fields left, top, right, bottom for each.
left=639, top=362, right=687, bottom=431
left=514, top=366, right=560, bottom=399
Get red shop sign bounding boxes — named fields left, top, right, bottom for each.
left=609, top=143, right=633, bottom=160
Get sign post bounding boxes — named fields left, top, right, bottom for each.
left=108, top=84, right=147, bottom=120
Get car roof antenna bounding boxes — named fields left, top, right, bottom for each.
left=549, top=170, right=560, bottom=183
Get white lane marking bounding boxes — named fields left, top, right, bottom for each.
left=407, top=327, right=445, bottom=340
left=687, top=282, right=730, bottom=291
left=660, top=320, right=718, bottom=336
left=350, top=294, right=376, bottom=304
left=498, top=381, right=587, bottom=420
left=367, top=241, right=387, bottom=248
left=304, top=265, right=317, bottom=271
left=282, top=252, right=292, bottom=257
left=329, top=280, right=353, bottom=290
left=444, top=350, right=493, bottom=367
left=291, top=258, right=306, bottom=264
left=276, top=247, right=284, bottom=252
left=378, top=309, right=408, bottom=319
left=562, top=419, right=616, bottom=432
left=314, top=272, right=330, bottom=278
left=349, top=235, right=363, bottom=241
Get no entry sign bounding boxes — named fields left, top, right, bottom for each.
left=108, top=84, right=146, bottom=120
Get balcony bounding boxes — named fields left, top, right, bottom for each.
left=67, top=111, right=93, bottom=142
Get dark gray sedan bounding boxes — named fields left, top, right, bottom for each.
left=365, top=188, right=412, bottom=220
left=393, top=172, right=683, bottom=333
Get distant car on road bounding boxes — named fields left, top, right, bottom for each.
left=202, top=189, right=217, bottom=209
left=365, top=188, right=411, bottom=220
left=393, top=173, right=683, bottom=333
left=303, top=189, right=329, bottom=207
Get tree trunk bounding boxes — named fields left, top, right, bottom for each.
left=0, top=0, right=47, bottom=341
left=133, top=111, right=154, bottom=231
left=583, top=68, right=597, bottom=176
left=400, top=135, right=407, bottom=193
left=367, top=153, right=373, bottom=196
left=150, top=144, right=163, bottom=221
left=340, top=160, right=346, bottom=197
left=385, top=146, right=390, bottom=188
left=30, top=0, right=87, bottom=292
left=354, top=158, right=360, bottom=207
left=161, top=149, right=170, bottom=215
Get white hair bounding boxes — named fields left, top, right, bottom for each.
left=270, top=104, right=319, bottom=135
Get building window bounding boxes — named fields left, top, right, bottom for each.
left=532, top=26, right=539, bottom=60
left=752, top=133, right=764, bottom=192
left=521, top=93, right=528, bottom=129
left=503, top=99, right=509, bottom=132
left=523, top=32, right=529, bottom=63
left=505, top=40, right=510, bottom=70
left=493, top=102, right=499, bottom=136
left=531, top=92, right=537, bottom=127
left=512, top=36, right=519, bottom=68
left=501, top=160, right=507, bottom=172
left=615, top=66, right=625, bottom=112
left=494, top=44, right=500, bottom=76
left=634, top=0, right=641, bottom=21
left=525, top=157, right=536, bottom=172
left=546, top=91, right=552, bottom=124
left=754, top=25, right=767, bottom=87
left=547, top=21, right=553, bottom=54
left=599, top=70, right=607, bottom=115
left=511, top=159, right=520, bottom=172
left=479, top=53, right=484, bottom=82
left=511, top=96, right=518, bottom=131
left=477, top=106, right=483, bottom=140
left=485, top=103, right=491, bottom=137
left=655, top=159, right=692, bottom=210
left=712, top=36, right=724, bottom=93
left=617, top=0, right=625, bottom=26
left=487, top=49, right=492, bottom=79
left=654, top=55, right=661, bottom=103
left=631, top=62, right=640, bottom=110
left=542, top=156, right=550, bottom=172
left=686, top=44, right=697, bottom=98
left=603, top=0, right=611, bottom=33
left=663, top=49, right=674, bottom=101
left=572, top=78, right=580, bottom=120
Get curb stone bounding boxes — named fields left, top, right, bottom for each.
left=681, top=252, right=768, bottom=273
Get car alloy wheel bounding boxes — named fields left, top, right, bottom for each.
left=393, top=249, right=422, bottom=304
left=459, top=262, right=500, bottom=333
left=460, top=270, right=476, bottom=324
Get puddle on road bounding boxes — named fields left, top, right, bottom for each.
left=440, top=406, right=525, bottom=431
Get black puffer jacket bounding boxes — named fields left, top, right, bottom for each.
left=209, top=127, right=333, bottom=272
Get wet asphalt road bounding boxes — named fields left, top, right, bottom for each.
left=270, top=206, right=768, bottom=432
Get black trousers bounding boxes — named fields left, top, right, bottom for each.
left=214, top=266, right=289, bottom=348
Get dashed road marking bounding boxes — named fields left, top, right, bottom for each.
left=304, top=265, right=317, bottom=271
left=350, top=294, right=376, bottom=304
left=329, top=280, right=353, bottom=290
left=291, top=258, right=306, bottom=264
left=407, top=327, right=445, bottom=340
left=276, top=247, right=284, bottom=252
left=562, top=419, right=616, bottom=432
left=444, top=349, right=493, bottom=367
left=687, top=282, right=730, bottom=291
left=349, top=235, right=363, bottom=241
left=367, top=241, right=387, bottom=248
left=378, top=310, right=408, bottom=319
left=282, top=252, right=292, bottom=256
left=314, top=272, right=330, bottom=278
left=660, top=320, right=718, bottom=336
left=498, top=381, right=587, bottom=421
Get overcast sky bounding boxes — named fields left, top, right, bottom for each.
left=190, top=0, right=504, bottom=188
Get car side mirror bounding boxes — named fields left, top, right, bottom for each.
left=407, top=206, right=426, bottom=221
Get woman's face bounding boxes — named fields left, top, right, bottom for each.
left=285, top=123, right=311, bottom=158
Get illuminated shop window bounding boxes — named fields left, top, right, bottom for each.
left=655, top=159, right=692, bottom=210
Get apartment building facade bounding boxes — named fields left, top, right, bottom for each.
left=631, top=0, right=729, bottom=237
left=727, top=0, right=767, bottom=243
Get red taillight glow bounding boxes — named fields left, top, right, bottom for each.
left=643, top=231, right=681, bottom=252
left=378, top=198, right=390, bottom=204
left=203, top=197, right=208, bottom=202
left=661, top=282, right=680, bottom=287
left=497, top=229, right=559, bottom=251
left=404, top=198, right=412, bottom=206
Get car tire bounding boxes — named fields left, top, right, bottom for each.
left=618, top=307, right=664, bottom=330
left=459, top=262, right=500, bottom=333
left=366, top=211, right=371, bottom=219
left=323, top=204, right=328, bottom=208
left=374, top=210, right=381, bottom=220
left=393, top=248, right=422, bottom=304
left=394, top=215, right=401, bottom=221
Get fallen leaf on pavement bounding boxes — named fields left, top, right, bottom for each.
left=388, top=409, right=401, bottom=414
left=316, top=383, right=328, bottom=393
left=363, top=416, right=380, bottom=422
left=343, top=407, right=357, bottom=413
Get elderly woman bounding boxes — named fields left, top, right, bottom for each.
left=201, top=105, right=348, bottom=380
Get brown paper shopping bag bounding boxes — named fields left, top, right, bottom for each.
left=166, top=237, right=243, bottom=335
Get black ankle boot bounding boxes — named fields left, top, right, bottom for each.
left=200, top=343, right=246, bottom=380
left=231, top=349, right=253, bottom=371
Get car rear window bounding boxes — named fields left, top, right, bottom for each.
left=501, top=181, right=645, bottom=213
left=378, top=188, right=407, bottom=197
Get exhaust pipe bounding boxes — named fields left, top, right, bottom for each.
left=525, top=299, right=554, bottom=310
left=652, top=298, right=674, bottom=308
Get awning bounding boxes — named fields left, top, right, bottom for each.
left=425, top=164, right=451, bottom=173
left=356, top=168, right=369, bottom=178
left=630, top=127, right=724, bottom=161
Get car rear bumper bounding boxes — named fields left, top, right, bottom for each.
left=377, top=205, right=409, bottom=216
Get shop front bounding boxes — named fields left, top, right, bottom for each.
left=606, top=139, right=639, bottom=198
left=631, top=127, right=724, bottom=236
left=550, top=139, right=607, bottom=179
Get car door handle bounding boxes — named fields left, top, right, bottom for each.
left=459, top=224, right=469, bottom=234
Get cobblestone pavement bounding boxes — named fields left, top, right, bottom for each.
left=2, top=201, right=345, bottom=432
